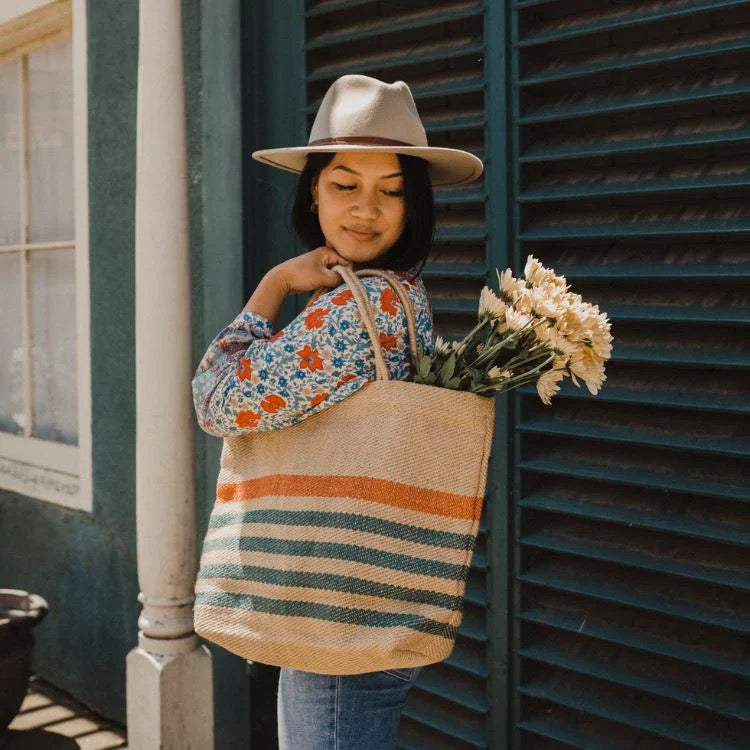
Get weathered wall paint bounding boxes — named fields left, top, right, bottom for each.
left=0, top=3, right=252, bottom=744
left=0, top=0, right=140, bottom=722
left=184, top=0, right=252, bottom=747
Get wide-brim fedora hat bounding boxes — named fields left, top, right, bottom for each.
left=252, top=74, right=483, bottom=187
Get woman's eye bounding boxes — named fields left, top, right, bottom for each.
left=334, top=183, right=356, bottom=191
left=385, top=190, right=404, bottom=197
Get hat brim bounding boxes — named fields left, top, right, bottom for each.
left=252, top=145, right=483, bottom=187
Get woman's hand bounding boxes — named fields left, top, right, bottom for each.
left=273, top=246, right=353, bottom=295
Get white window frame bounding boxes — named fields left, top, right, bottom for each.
left=0, top=0, right=92, bottom=512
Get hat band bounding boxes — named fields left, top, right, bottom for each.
left=308, top=136, right=415, bottom=147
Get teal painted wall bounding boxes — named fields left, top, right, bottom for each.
left=184, top=0, right=252, bottom=746
left=0, top=0, right=140, bottom=723
left=244, top=0, right=307, bottom=326
left=0, top=2, right=252, bottom=744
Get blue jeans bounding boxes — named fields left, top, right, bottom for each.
left=277, top=666, right=422, bottom=750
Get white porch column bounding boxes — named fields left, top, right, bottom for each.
left=126, top=1, right=213, bottom=748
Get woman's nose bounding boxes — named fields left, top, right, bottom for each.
left=351, top=192, right=379, bottom=218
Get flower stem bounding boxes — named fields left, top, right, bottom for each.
left=472, top=352, right=556, bottom=394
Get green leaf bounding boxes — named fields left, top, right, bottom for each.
left=438, top=352, right=456, bottom=383
left=417, top=354, right=432, bottom=379
left=424, top=372, right=437, bottom=385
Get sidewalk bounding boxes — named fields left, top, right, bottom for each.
left=3, top=676, right=127, bottom=750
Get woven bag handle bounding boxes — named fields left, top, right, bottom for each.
left=330, top=264, right=421, bottom=382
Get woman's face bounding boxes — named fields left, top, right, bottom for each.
left=311, top=152, right=406, bottom=263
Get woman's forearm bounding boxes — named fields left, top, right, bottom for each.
left=242, top=268, right=288, bottom=326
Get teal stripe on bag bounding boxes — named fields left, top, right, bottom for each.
left=198, top=563, right=464, bottom=611
left=209, top=509, right=472, bottom=550
left=195, top=589, right=458, bottom=639
left=201, top=536, right=469, bottom=581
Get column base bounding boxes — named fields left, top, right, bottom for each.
left=126, top=640, right=213, bottom=750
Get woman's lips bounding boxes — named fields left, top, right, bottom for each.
left=344, top=227, right=378, bottom=241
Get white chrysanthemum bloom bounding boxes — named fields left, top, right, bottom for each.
left=505, top=307, right=533, bottom=331
left=534, top=322, right=553, bottom=343
left=545, top=327, right=579, bottom=358
left=524, top=255, right=560, bottom=287
left=590, top=314, right=613, bottom=359
left=536, top=368, right=564, bottom=405
left=569, top=348, right=606, bottom=394
left=513, top=288, right=534, bottom=315
left=488, top=366, right=513, bottom=380
left=478, top=285, right=507, bottom=320
left=553, top=354, right=570, bottom=370
left=528, top=285, right=564, bottom=318
left=434, top=335, right=452, bottom=355
left=497, top=268, right=522, bottom=299
left=557, top=307, right=586, bottom=337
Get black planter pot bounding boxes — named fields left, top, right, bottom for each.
left=0, top=590, right=49, bottom=739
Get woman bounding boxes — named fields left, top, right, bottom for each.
left=192, top=74, right=482, bottom=750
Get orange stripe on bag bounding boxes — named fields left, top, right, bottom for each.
left=216, top=474, right=479, bottom=520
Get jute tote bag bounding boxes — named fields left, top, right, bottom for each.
left=193, top=265, right=496, bottom=674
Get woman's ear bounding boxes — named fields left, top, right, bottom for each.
left=311, top=175, right=319, bottom=202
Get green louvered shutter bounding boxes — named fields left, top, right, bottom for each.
left=511, top=1, right=750, bottom=748
left=305, top=2, right=498, bottom=747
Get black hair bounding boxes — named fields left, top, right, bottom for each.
left=291, top=152, right=434, bottom=278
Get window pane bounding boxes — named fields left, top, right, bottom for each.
left=0, top=253, right=24, bottom=434
left=31, top=248, right=77, bottom=444
left=28, top=38, right=74, bottom=243
left=0, top=60, right=20, bottom=245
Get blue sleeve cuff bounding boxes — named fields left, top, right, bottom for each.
left=228, top=310, right=274, bottom=339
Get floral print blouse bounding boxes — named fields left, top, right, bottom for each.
left=192, top=266, right=435, bottom=437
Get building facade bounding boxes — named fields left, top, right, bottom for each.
left=1, top=1, right=748, bottom=747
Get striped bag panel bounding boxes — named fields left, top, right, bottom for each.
left=194, top=267, right=496, bottom=674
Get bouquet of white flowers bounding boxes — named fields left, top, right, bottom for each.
left=413, top=255, right=613, bottom=404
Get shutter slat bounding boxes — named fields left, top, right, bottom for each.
left=434, top=225, right=486, bottom=242
left=547, top=263, right=750, bottom=281
left=604, top=307, right=750, bottom=325
left=519, top=416, right=750, bottom=457
left=304, top=75, right=485, bottom=113
left=434, top=188, right=485, bottom=205
left=518, top=681, right=748, bottom=750
left=521, top=129, right=750, bottom=164
left=306, top=39, right=484, bottom=82
left=610, top=345, right=750, bottom=369
left=520, top=532, right=750, bottom=592
left=422, top=263, right=486, bottom=279
left=401, top=698, right=488, bottom=748
left=521, top=222, right=750, bottom=239
left=517, top=381, right=750, bottom=415
left=305, top=0, right=379, bottom=17
left=518, top=717, right=625, bottom=750
left=518, top=492, right=750, bottom=549
left=519, top=37, right=750, bottom=87
left=306, top=3, right=483, bottom=50
left=521, top=607, right=750, bottom=679
left=518, top=455, right=749, bottom=501
left=431, top=299, right=481, bottom=316
left=424, top=114, right=484, bottom=135
left=518, top=82, right=750, bottom=124
left=416, top=667, right=489, bottom=713
left=520, top=174, right=750, bottom=202
left=459, top=612, right=487, bottom=643
left=516, top=0, right=750, bottom=47
left=520, top=566, right=750, bottom=633
left=444, top=641, right=489, bottom=678
left=521, top=642, right=750, bottom=719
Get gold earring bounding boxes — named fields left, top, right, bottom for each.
left=310, top=200, right=318, bottom=214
